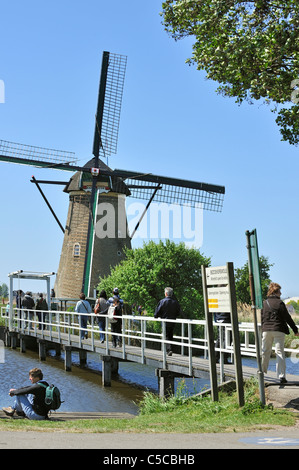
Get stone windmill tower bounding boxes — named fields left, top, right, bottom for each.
left=55, top=157, right=131, bottom=298
left=0, top=51, right=226, bottom=300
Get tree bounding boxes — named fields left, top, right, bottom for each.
left=234, top=255, right=273, bottom=304
left=97, top=240, right=211, bottom=320
left=0, top=283, right=8, bottom=298
left=161, top=1, right=299, bottom=145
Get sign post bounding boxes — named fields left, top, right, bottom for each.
left=246, top=229, right=265, bottom=405
left=202, top=265, right=219, bottom=401
left=227, top=262, right=244, bottom=407
left=202, top=264, right=244, bottom=406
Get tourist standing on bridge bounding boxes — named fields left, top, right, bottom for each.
left=94, top=290, right=109, bottom=343
left=261, top=282, right=299, bottom=384
left=75, top=293, right=92, bottom=340
left=22, top=291, right=35, bottom=328
left=108, top=287, right=124, bottom=310
left=2, top=368, right=49, bottom=420
left=35, top=293, right=49, bottom=330
left=154, top=287, right=182, bottom=356
left=110, top=296, right=122, bottom=347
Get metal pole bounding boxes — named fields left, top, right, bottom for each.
left=31, top=176, right=65, bottom=233
left=202, top=265, right=219, bottom=401
left=129, top=185, right=162, bottom=239
left=227, top=262, right=244, bottom=406
left=246, top=230, right=265, bottom=405
left=9, top=275, right=14, bottom=331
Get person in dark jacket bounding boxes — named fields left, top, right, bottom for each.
left=111, top=296, right=122, bottom=347
left=94, top=290, right=109, bottom=343
left=262, top=282, right=299, bottom=383
left=154, top=287, right=182, bottom=356
left=22, top=291, right=35, bottom=326
left=2, top=368, right=49, bottom=419
left=35, top=293, right=49, bottom=330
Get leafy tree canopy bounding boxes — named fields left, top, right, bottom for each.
left=0, top=283, right=8, bottom=298
left=97, top=240, right=211, bottom=319
left=234, top=255, right=273, bottom=304
left=161, top=0, right=299, bottom=144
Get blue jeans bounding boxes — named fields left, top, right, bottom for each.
left=13, top=395, right=46, bottom=420
left=97, top=318, right=106, bottom=342
left=79, top=315, right=88, bottom=339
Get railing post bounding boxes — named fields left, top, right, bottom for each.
left=188, top=322, right=192, bottom=376
left=181, top=322, right=185, bottom=356
left=91, top=314, right=95, bottom=349
left=105, top=318, right=109, bottom=354
left=122, top=317, right=126, bottom=359
left=162, top=320, right=167, bottom=368
left=141, top=319, right=145, bottom=364
left=219, top=324, right=225, bottom=383
left=128, top=318, right=131, bottom=346
left=68, top=313, right=71, bottom=345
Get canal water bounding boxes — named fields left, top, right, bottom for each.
left=1, top=345, right=297, bottom=414
left=0, top=347, right=210, bottom=413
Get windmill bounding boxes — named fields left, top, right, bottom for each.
left=0, top=51, right=225, bottom=299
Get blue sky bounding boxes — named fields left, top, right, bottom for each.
left=0, top=0, right=298, bottom=298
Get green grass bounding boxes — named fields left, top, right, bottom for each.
left=0, top=379, right=297, bottom=434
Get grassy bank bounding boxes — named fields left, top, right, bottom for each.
left=0, top=379, right=297, bottom=434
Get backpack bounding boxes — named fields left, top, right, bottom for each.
left=36, top=298, right=48, bottom=310
left=107, top=305, right=118, bottom=324
left=39, top=383, right=62, bottom=411
left=94, top=299, right=101, bottom=314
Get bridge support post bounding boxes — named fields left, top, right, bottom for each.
left=19, top=334, right=26, bottom=353
left=54, top=344, right=61, bottom=357
left=101, top=356, right=119, bottom=387
left=9, top=332, right=18, bottom=350
left=155, top=369, right=175, bottom=398
left=38, top=340, right=46, bottom=361
left=64, top=346, right=72, bottom=371
left=102, top=356, right=112, bottom=387
left=4, top=328, right=11, bottom=347
left=79, top=349, right=87, bottom=366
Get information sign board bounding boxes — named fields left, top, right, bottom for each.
left=207, top=286, right=231, bottom=312
left=205, top=266, right=229, bottom=286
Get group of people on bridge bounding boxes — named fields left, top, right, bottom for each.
left=75, top=286, right=182, bottom=356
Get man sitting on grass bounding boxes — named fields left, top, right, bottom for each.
left=2, top=367, right=49, bottom=420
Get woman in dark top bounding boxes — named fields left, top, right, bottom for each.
left=262, top=282, right=299, bottom=383
left=2, top=367, right=49, bottom=419
left=111, top=296, right=122, bottom=347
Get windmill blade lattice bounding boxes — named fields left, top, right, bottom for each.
left=112, top=169, right=225, bottom=212
left=93, top=52, right=127, bottom=159
left=0, top=139, right=77, bottom=170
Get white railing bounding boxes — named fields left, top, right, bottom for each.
left=1, top=307, right=298, bottom=375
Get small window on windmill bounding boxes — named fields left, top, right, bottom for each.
left=73, top=243, right=81, bottom=257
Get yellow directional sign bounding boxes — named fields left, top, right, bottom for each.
left=207, top=287, right=231, bottom=312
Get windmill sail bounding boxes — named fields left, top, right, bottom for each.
left=112, top=169, right=225, bottom=212
left=0, top=139, right=77, bottom=170
left=93, top=52, right=127, bottom=160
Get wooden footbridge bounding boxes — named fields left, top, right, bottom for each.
left=1, top=308, right=297, bottom=397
